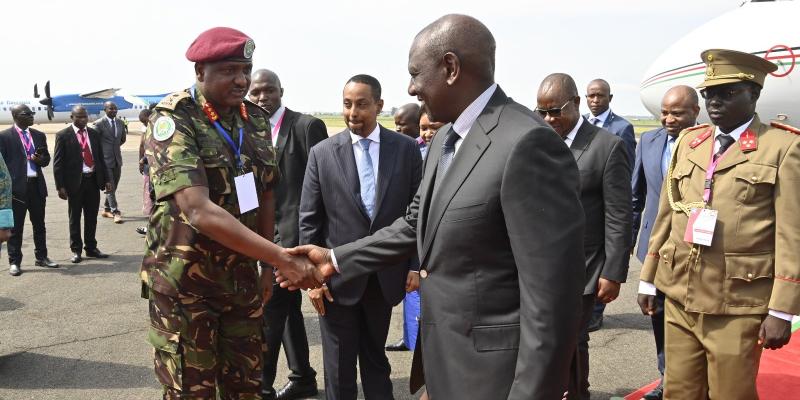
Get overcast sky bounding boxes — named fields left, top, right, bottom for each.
left=2, top=0, right=746, bottom=116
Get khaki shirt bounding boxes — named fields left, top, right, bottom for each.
left=641, top=115, right=800, bottom=316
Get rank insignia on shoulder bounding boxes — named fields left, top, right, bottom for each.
left=740, top=129, right=758, bottom=151
left=771, top=121, right=800, bottom=135
left=689, top=128, right=713, bottom=148
left=153, top=116, right=176, bottom=141
left=156, top=91, right=191, bottom=111
left=686, top=123, right=710, bottom=132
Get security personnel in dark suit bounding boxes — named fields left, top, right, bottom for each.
left=640, top=49, right=800, bottom=399
left=0, top=105, right=58, bottom=276
left=537, top=73, right=632, bottom=400
left=53, top=105, right=112, bottom=263
left=248, top=68, right=328, bottom=400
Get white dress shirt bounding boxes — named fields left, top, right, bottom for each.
left=72, top=124, right=94, bottom=173
left=563, top=116, right=584, bottom=148
left=588, top=108, right=611, bottom=126
left=270, top=105, right=287, bottom=146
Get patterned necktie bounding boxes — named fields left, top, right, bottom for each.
left=433, top=128, right=460, bottom=193
left=358, top=138, right=376, bottom=219
left=78, top=129, right=94, bottom=168
left=662, top=136, right=676, bottom=175
left=714, top=133, right=735, bottom=161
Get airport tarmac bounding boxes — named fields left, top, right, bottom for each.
left=0, top=126, right=658, bottom=400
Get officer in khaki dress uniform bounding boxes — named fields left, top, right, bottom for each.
left=638, top=49, right=800, bottom=399
left=141, top=27, right=323, bottom=399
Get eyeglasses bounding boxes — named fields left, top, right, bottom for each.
left=535, top=100, right=571, bottom=117
left=18, top=111, right=36, bottom=116
left=699, top=86, right=747, bottom=101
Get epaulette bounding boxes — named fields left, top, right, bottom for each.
left=155, top=91, right=191, bottom=111
left=688, top=127, right=713, bottom=148
left=243, top=98, right=270, bottom=117
left=771, top=121, right=800, bottom=135
left=686, top=123, right=710, bottom=132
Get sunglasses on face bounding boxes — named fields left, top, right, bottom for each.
left=535, top=100, right=571, bottom=118
left=18, top=111, right=35, bottom=117
left=699, top=85, right=747, bottom=101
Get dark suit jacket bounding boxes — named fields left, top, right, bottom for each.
left=53, top=126, right=109, bottom=195
left=569, top=119, right=632, bottom=293
left=273, top=108, right=328, bottom=248
left=584, top=110, right=636, bottom=162
left=300, top=126, right=422, bottom=306
left=93, top=117, right=126, bottom=169
left=631, top=127, right=669, bottom=263
left=0, top=127, right=50, bottom=199
left=333, top=87, right=586, bottom=400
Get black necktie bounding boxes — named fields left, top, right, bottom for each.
left=433, top=128, right=460, bottom=193
left=714, top=133, right=735, bottom=161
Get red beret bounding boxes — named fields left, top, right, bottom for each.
left=186, top=27, right=255, bottom=63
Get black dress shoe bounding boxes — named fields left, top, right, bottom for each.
left=71, top=253, right=82, bottom=263
left=276, top=380, right=318, bottom=400
left=35, top=257, right=59, bottom=268
left=587, top=314, right=603, bottom=332
left=262, top=388, right=277, bottom=400
left=642, top=380, right=663, bottom=400
left=85, top=248, right=109, bottom=258
left=385, top=338, right=409, bottom=351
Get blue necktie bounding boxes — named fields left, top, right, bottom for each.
left=433, top=128, right=460, bottom=193
left=21, top=130, right=36, bottom=172
left=358, top=139, right=376, bottom=219
left=662, top=136, right=675, bottom=176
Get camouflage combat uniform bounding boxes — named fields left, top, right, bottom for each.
left=0, top=153, right=13, bottom=228
left=141, top=87, right=278, bottom=399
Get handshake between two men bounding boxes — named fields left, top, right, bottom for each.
left=271, top=244, right=337, bottom=291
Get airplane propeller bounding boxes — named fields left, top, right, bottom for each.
left=38, top=81, right=54, bottom=121
left=33, top=84, right=39, bottom=98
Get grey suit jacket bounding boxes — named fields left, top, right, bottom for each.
left=93, top=117, right=126, bottom=169
left=299, top=126, right=422, bottom=306
left=333, top=87, right=586, bottom=400
left=631, top=127, right=669, bottom=263
left=570, top=119, right=632, bottom=293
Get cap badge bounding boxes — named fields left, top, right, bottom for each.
left=243, top=39, right=255, bottom=59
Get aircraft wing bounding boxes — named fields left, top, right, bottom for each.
left=79, top=88, right=121, bottom=99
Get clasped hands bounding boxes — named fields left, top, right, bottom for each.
left=271, top=244, right=337, bottom=291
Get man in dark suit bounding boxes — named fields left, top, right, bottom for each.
left=0, top=105, right=57, bottom=276
left=299, top=74, right=422, bottom=400
left=631, top=85, right=699, bottom=400
left=537, top=73, right=632, bottom=400
left=94, top=101, right=126, bottom=223
left=284, top=15, right=585, bottom=400
left=53, top=105, right=112, bottom=263
left=248, top=68, right=328, bottom=400
left=583, top=78, right=636, bottom=331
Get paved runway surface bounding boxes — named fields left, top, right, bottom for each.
left=0, top=127, right=659, bottom=400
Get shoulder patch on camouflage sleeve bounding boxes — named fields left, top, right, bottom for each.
left=152, top=116, right=176, bottom=141
left=156, top=91, right=191, bottom=111
left=770, top=121, right=800, bottom=135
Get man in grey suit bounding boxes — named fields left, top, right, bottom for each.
left=632, top=85, right=699, bottom=400
left=94, top=101, right=126, bottom=223
left=583, top=78, right=636, bottom=331
left=284, top=15, right=586, bottom=400
left=537, top=73, right=632, bottom=400
left=300, top=74, right=422, bottom=400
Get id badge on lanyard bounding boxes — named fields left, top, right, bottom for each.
left=683, top=143, right=726, bottom=246
left=210, top=115, right=258, bottom=214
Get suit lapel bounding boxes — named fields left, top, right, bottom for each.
left=687, top=127, right=713, bottom=171
left=421, top=91, right=502, bottom=257
left=417, top=123, right=448, bottom=247
left=333, top=131, right=370, bottom=221
left=372, top=127, right=397, bottom=220
left=569, top=120, right=595, bottom=163
left=275, top=108, right=296, bottom=165
left=650, top=128, right=668, bottom=182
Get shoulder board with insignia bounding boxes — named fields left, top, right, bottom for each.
left=155, top=91, right=192, bottom=111
left=686, top=123, right=710, bottom=132
left=688, top=127, right=713, bottom=148
left=770, top=121, right=800, bottom=135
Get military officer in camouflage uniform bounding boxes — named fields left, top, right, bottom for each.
left=141, top=27, right=324, bottom=399
left=639, top=49, right=800, bottom=399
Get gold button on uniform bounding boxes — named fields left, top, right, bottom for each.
left=420, top=270, right=428, bottom=278
left=746, top=272, right=754, bottom=279
left=751, top=176, right=759, bottom=182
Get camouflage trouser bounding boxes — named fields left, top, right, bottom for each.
left=147, top=288, right=264, bottom=399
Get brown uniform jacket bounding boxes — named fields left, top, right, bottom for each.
left=641, top=115, right=800, bottom=316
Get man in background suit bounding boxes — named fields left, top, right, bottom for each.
left=584, top=78, right=636, bottom=331
left=631, top=85, right=699, bottom=400
left=0, top=105, right=56, bottom=276
left=285, top=15, right=586, bottom=400
left=94, top=101, right=126, bottom=223
left=54, top=105, right=112, bottom=263
left=300, top=74, right=422, bottom=400
left=537, top=73, right=632, bottom=400
left=248, top=68, right=328, bottom=400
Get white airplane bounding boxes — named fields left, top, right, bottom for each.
left=0, top=81, right=168, bottom=125
left=640, top=0, right=799, bottom=125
